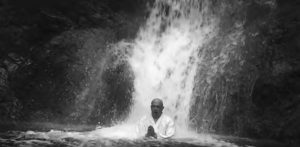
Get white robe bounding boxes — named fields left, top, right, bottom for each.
left=137, top=114, right=175, bottom=139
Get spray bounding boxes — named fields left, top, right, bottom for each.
left=127, top=0, right=218, bottom=135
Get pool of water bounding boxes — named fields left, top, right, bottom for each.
left=0, top=130, right=285, bottom=147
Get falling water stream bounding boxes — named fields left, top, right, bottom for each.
left=88, top=0, right=219, bottom=139
left=128, top=0, right=217, bottom=128
left=0, top=0, right=284, bottom=147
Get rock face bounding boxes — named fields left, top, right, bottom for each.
left=0, top=67, right=22, bottom=121
left=13, top=28, right=135, bottom=125
left=0, top=0, right=148, bottom=125
left=189, top=0, right=300, bottom=144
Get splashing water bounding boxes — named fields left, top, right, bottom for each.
left=128, top=0, right=218, bottom=128
left=0, top=1, right=244, bottom=146
left=92, top=0, right=220, bottom=139
left=0, top=1, right=286, bottom=147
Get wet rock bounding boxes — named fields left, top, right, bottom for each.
left=0, top=67, right=8, bottom=88
left=190, top=0, right=300, bottom=144
left=0, top=0, right=147, bottom=126
left=0, top=94, right=22, bottom=121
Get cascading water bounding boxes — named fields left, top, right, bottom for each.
left=0, top=0, right=286, bottom=146
left=89, top=0, right=222, bottom=139
left=127, top=0, right=219, bottom=133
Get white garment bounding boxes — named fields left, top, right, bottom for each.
left=137, top=114, right=175, bottom=139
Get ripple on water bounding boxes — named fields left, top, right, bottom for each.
left=0, top=130, right=286, bottom=147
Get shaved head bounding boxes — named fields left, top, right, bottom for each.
left=151, top=98, right=163, bottom=107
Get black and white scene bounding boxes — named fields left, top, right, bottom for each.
left=0, top=0, right=299, bottom=146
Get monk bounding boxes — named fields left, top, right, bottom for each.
left=137, top=98, right=175, bottom=139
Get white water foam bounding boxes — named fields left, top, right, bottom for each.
left=91, top=0, right=220, bottom=139
left=15, top=0, right=221, bottom=142
left=15, top=2, right=245, bottom=146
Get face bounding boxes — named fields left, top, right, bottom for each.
left=151, top=99, right=164, bottom=119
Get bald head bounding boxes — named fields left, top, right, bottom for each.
left=151, top=98, right=164, bottom=120
left=151, top=98, right=163, bottom=107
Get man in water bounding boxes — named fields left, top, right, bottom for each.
left=137, top=98, right=175, bottom=139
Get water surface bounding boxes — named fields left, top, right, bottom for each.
left=0, top=129, right=285, bottom=147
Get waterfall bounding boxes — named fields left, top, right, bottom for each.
left=92, top=0, right=221, bottom=138
left=127, top=0, right=219, bottom=132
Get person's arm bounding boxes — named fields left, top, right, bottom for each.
left=158, top=119, right=175, bottom=139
